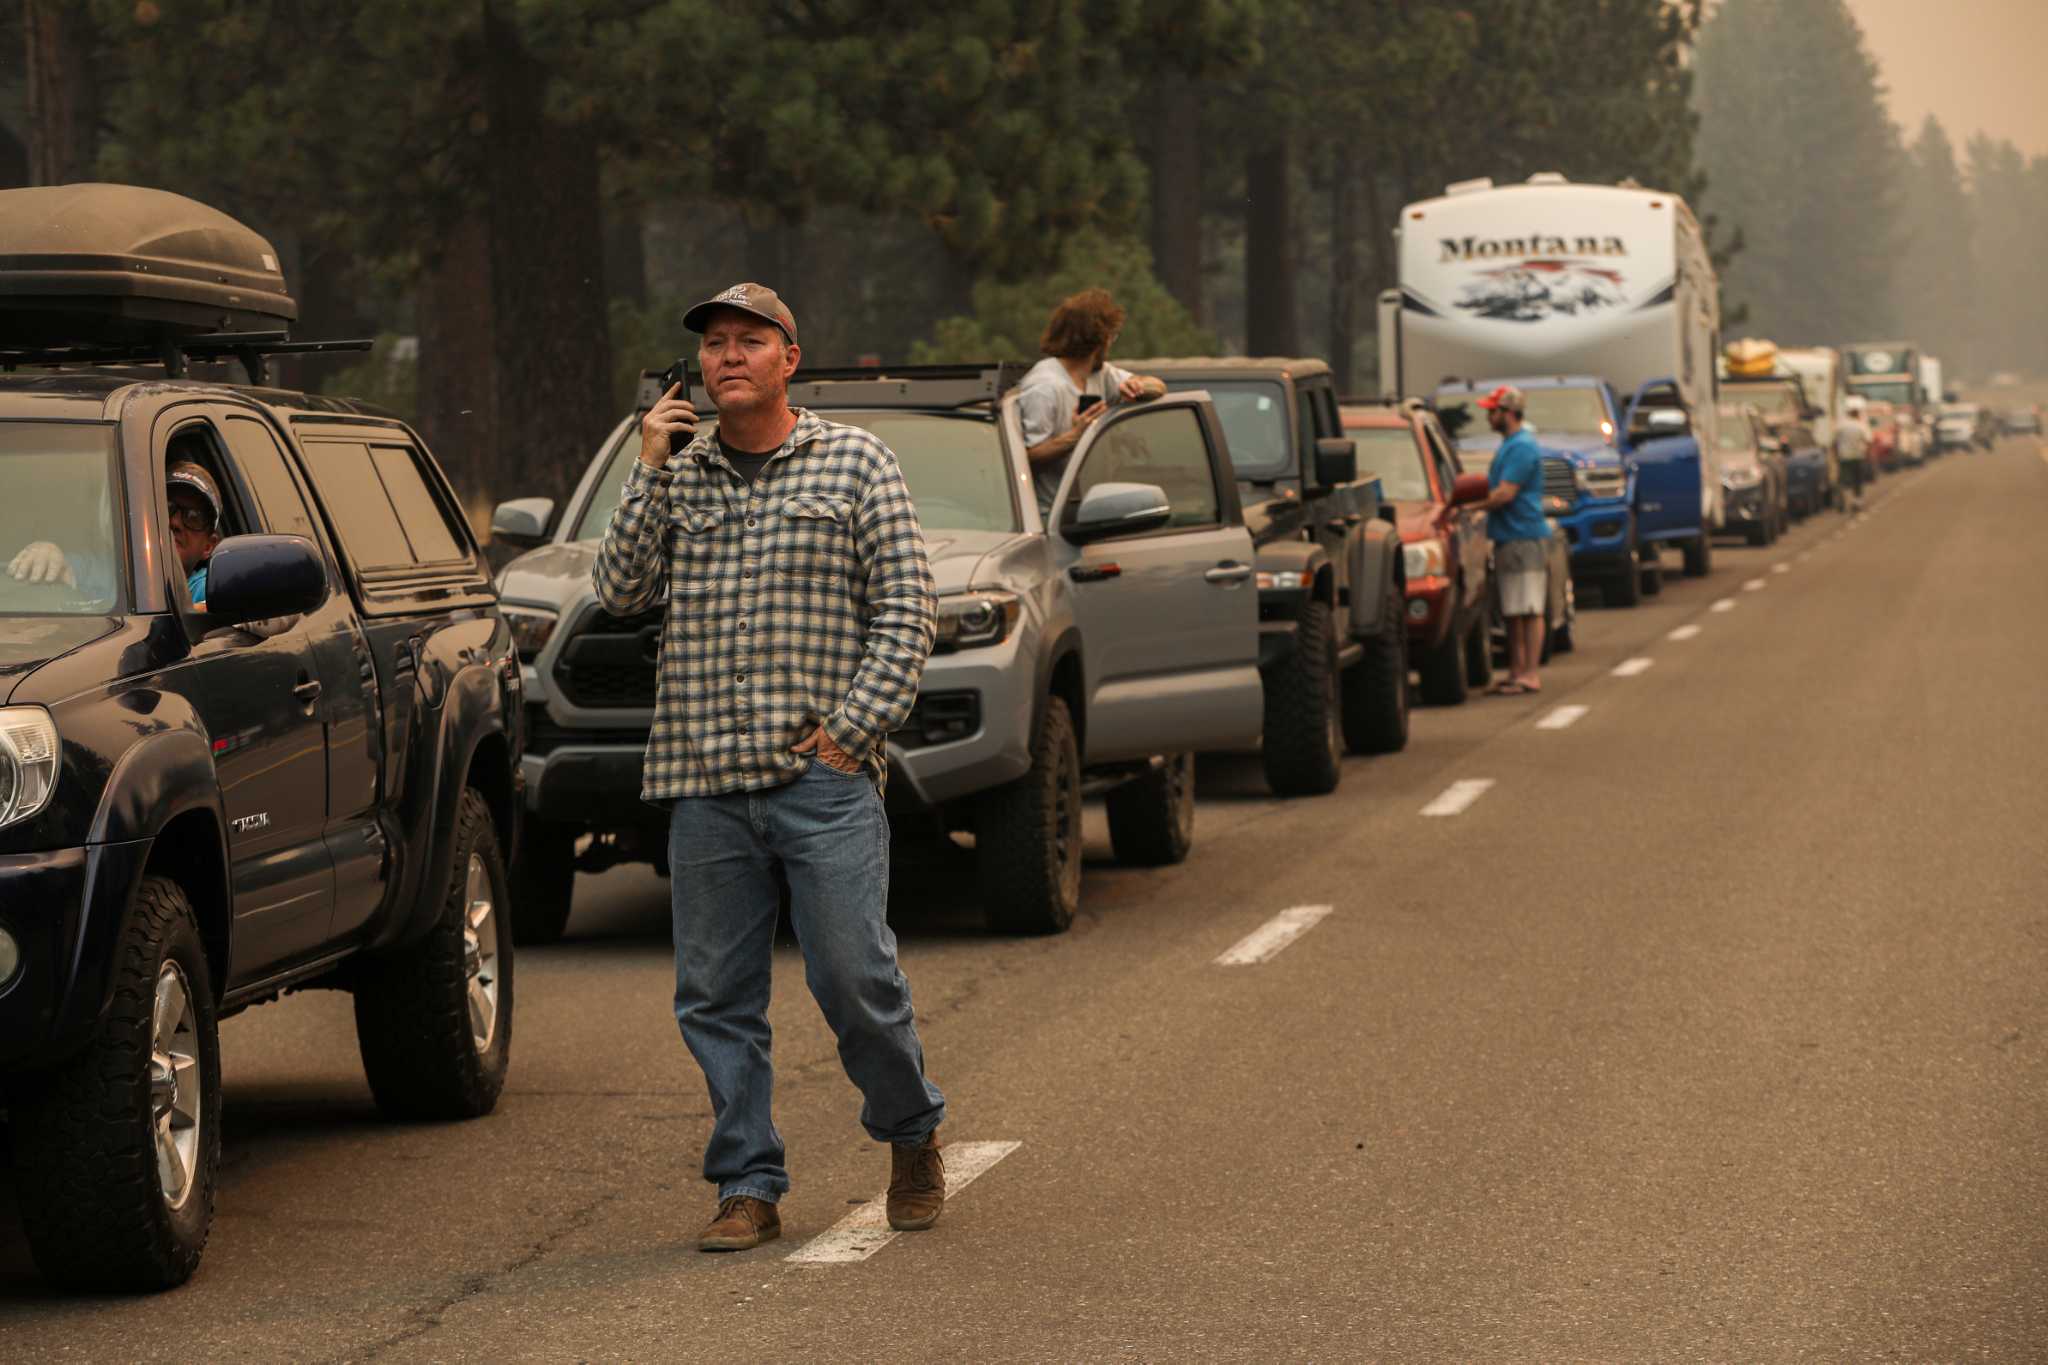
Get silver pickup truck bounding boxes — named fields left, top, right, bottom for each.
left=491, top=366, right=1265, bottom=939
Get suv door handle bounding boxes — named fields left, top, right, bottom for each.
left=293, top=676, right=323, bottom=706
left=1204, top=562, right=1253, bottom=585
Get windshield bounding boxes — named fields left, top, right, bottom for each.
left=1435, top=387, right=1610, bottom=448
left=1852, top=381, right=1915, bottom=406
left=570, top=409, right=1019, bottom=539
left=0, top=423, right=123, bottom=615
left=1342, top=425, right=1432, bottom=500
left=1724, top=382, right=1799, bottom=418
left=1713, top=407, right=1757, bottom=453
left=1163, top=380, right=1289, bottom=478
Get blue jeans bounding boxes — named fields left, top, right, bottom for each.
left=669, top=761, right=945, bottom=1204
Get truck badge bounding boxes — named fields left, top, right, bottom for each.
left=231, top=813, right=270, bottom=835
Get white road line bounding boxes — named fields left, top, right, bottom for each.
left=1743, top=577, right=1767, bottom=592
left=1612, top=657, right=1655, bottom=677
left=1667, top=624, right=1703, bottom=641
left=1711, top=598, right=1737, bottom=613
left=1796, top=549, right=1813, bottom=562
left=1420, top=779, right=1495, bottom=818
left=1214, top=904, right=1336, bottom=965
left=1772, top=562, right=1791, bottom=574
left=1536, top=704, right=1589, bottom=730
left=787, top=1140, right=1022, bottom=1265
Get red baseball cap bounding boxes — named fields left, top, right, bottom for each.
left=1476, top=384, right=1526, bottom=413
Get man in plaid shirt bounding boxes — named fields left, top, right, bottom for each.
left=594, top=283, right=946, bottom=1253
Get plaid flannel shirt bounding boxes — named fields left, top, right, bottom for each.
left=592, top=408, right=936, bottom=802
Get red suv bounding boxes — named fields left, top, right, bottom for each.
left=1339, top=400, right=1493, bottom=704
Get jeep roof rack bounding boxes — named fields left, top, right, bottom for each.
left=0, top=330, right=372, bottom=385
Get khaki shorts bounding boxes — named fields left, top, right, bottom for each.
left=1495, top=538, right=1547, bottom=617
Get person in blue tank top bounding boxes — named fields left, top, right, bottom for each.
left=1476, top=385, right=1549, bottom=694
left=165, top=461, right=224, bottom=608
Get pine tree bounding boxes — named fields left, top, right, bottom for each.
left=1895, top=116, right=1972, bottom=379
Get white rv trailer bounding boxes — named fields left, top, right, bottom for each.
left=1378, top=174, right=1723, bottom=555
left=1777, top=345, right=1846, bottom=453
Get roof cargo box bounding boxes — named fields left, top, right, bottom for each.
left=0, top=183, right=296, bottom=347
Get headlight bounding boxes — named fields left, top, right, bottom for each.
left=935, top=591, right=1020, bottom=651
left=1577, top=466, right=1627, bottom=500
left=0, top=707, right=59, bottom=831
left=1256, top=570, right=1308, bottom=591
left=501, top=605, right=559, bottom=662
left=0, top=922, right=19, bottom=990
left=1722, top=465, right=1763, bottom=489
left=1401, top=541, right=1446, bottom=579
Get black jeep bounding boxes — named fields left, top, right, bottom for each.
left=0, top=185, right=523, bottom=1291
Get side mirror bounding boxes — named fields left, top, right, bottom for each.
left=1635, top=406, right=1688, bottom=434
left=1313, top=437, right=1357, bottom=486
left=204, top=534, right=328, bottom=622
left=491, top=497, right=555, bottom=549
left=1065, top=482, right=1172, bottom=543
left=1450, top=472, right=1490, bottom=506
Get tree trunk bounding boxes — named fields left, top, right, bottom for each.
left=23, top=0, right=96, bottom=185
left=603, top=194, right=649, bottom=309
left=415, top=6, right=612, bottom=535
left=1149, top=74, right=1205, bottom=325
left=1329, top=154, right=1357, bottom=394
left=1245, top=139, right=1297, bottom=356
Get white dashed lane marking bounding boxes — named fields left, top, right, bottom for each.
left=1668, top=624, right=1702, bottom=641
left=1536, top=705, right=1589, bottom=730
left=1420, top=779, right=1496, bottom=818
left=1611, top=657, right=1655, bottom=677
left=1214, top=905, right=1335, bottom=965
left=787, top=1141, right=1022, bottom=1265
left=1743, top=578, right=1768, bottom=592
left=1772, top=562, right=1791, bottom=574
left=1711, top=598, right=1737, bottom=613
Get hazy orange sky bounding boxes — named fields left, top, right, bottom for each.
left=1844, top=0, right=2048, bottom=157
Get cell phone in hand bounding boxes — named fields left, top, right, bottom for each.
left=1077, top=394, right=1102, bottom=413
left=660, top=356, right=694, bottom=403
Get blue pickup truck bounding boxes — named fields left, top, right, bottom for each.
left=1434, top=375, right=1715, bottom=607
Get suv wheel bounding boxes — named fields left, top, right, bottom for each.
left=1640, top=551, right=1664, bottom=598
left=509, top=818, right=577, bottom=946
left=1463, top=611, right=1493, bottom=690
left=978, top=696, right=1083, bottom=934
left=1263, top=598, right=1343, bottom=795
left=1342, top=574, right=1411, bottom=755
left=1608, top=544, right=1643, bottom=607
left=1105, top=753, right=1196, bottom=867
left=1682, top=531, right=1713, bottom=578
left=354, top=788, right=513, bottom=1118
left=1419, top=619, right=1470, bottom=706
left=10, top=875, right=220, bottom=1291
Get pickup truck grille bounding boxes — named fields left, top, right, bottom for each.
left=554, top=607, right=662, bottom=709
left=1542, top=456, right=1578, bottom=509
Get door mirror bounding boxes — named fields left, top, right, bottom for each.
left=1450, top=472, right=1490, bottom=506
left=1313, top=437, right=1357, bottom=486
left=204, top=534, right=328, bottom=622
left=1064, top=482, right=1172, bottom=543
left=490, top=496, right=555, bottom=549
left=1633, top=406, right=1689, bottom=435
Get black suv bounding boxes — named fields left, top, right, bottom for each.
left=0, top=185, right=523, bottom=1291
left=1123, top=357, right=1409, bottom=794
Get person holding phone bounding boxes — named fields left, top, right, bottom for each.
left=593, top=282, right=946, bottom=1254
left=1014, top=287, right=1168, bottom=517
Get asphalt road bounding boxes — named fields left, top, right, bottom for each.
left=6, top=441, right=2046, bottom=1361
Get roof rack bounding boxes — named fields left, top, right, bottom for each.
left=636, top=362, right=1031, bottom=415
left=0, top=330, right=373, bottom=385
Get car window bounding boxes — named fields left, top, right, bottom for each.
left=1517, top=387, right=1610, bottom=436
left=221, top=416, right=321, bottom=545
left=0, top=421, right=123, bottom=615
left=1421, top=422, right=1460, bottom=488
left=1069, top=406, right=1219, bottom=531
left=1297, top=386, right=1319, bottom=452
left=300, top=440, right=422, bottom=570
left=825, top=412, right=1019, bottom=533
left=1162, top=380, right=1289, bottom=479
left=370, top=444, right=467, bottom=563
left=1342, top=425, right=1432, bottom=501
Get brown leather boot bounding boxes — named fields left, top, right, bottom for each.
left=698, top=1195, right=781, bottom=1252
left=887, top=1131, right=945, bottom=1231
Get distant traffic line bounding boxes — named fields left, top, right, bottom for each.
left=1711, top=598, right=1737, bottom=613
left=1668, top=624, right=1702, bottom=641
left=1420, top=779, right=1495, bottom=818
left=1536, top=705, right=1589, bottom=731
left=1612, top=657, right=1655, bottom=677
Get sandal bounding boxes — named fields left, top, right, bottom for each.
left=1489, top=680, right=1527, bottom=696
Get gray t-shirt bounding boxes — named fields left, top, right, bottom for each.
left=1015, top=355, right=1133, bottom=517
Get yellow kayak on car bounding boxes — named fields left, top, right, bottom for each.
left=1723, top=337, right=1779, bottom=379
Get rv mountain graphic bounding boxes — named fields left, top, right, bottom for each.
left=1439, top=237, right=1633, bottom=322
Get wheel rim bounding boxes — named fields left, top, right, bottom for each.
left=150, top=961, right=202, bottom=1213
left=462, top=853, right=501, bottom=1054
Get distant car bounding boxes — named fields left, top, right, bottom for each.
left=2002, top=407, right=2043, bottom=436
left=1971, top=405, right=1999, bottom=450
left=1935, top=402, right=1979, bottom=453
left=1714, top=402, right=1789, bottom=545
left=1338, top=399, right=1493, bottom=705
left=1721, top=376, right=1833, bottom=514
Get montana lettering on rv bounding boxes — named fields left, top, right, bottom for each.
left=1440, top=236, right=1629, bottom=262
